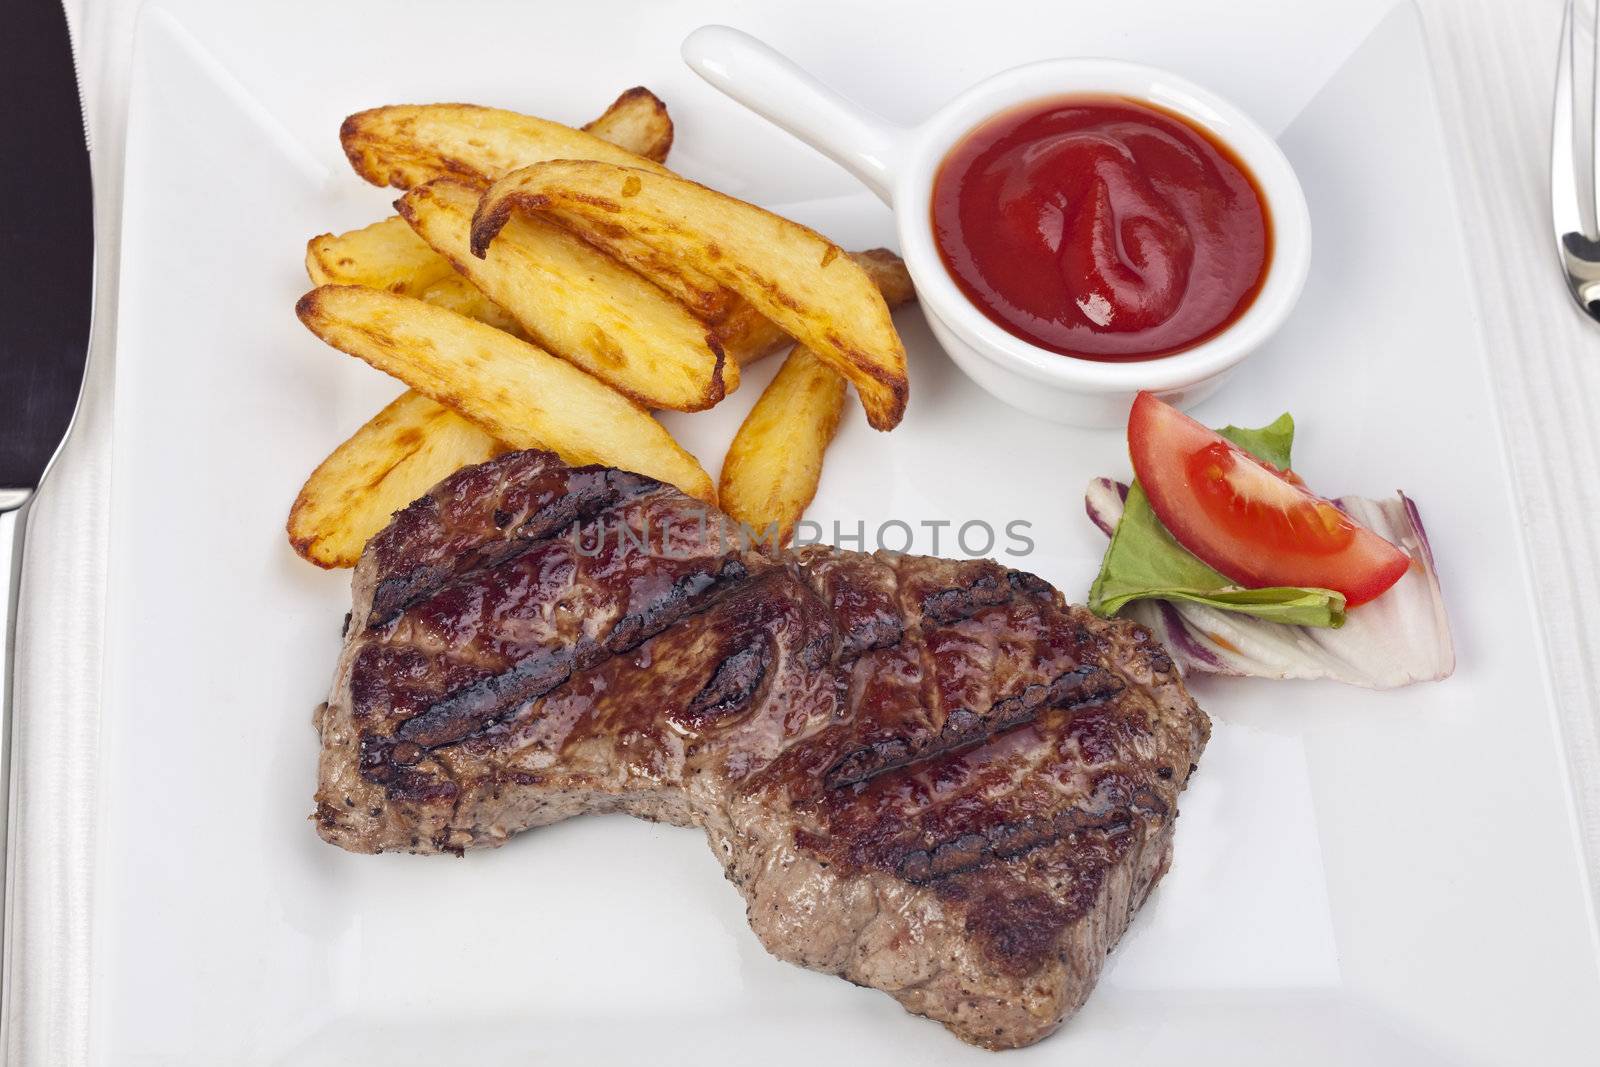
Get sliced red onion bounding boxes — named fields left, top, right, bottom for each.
left=1087, top=479, right=1454, bottom=689
left=1145, top=600, right=1237, bottom=673
left=1084, top=477, right=1128, bottom=538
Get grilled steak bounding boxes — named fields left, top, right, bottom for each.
left=313, top=450, right=1209, bottom=1049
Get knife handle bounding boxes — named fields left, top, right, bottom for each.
left=0, top=497, right=27, bottom=1041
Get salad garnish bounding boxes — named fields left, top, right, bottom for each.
left=1087, top=393, right=1453, bottom=688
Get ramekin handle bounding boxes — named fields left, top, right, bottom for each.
left=681, top=25, right=908, bottom=206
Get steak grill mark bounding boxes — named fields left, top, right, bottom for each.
left=367, top=465, right=659, bottom=628
left=896, top=775, right=1172, bottom=884
left=823, top=664, right=1126, bottom=789
left=366, top=558, right=752, bottom=770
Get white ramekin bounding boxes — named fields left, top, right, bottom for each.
left=682, top=26, right=1312, bottom=427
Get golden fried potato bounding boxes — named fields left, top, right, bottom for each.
left=340, top=103, right=673, bottom=190
left=338, top=102, right=727, bottom=317
left=295, top=286, right=715, bottom=502
left=308, top=92, right=675, bottom=298
left=413, top=272, right=526, bottom=336
left=312, top=93, right=710, bottom=312
left=396, top=178, right=732, bottom=410
left=306, top=219, right=525, bottom=333
left=288, top=391, right=504, bottom=567
left=472, top=162, right=909, bottom=429
left=716, top=249, right=914, bottom=366
left=849, top=247, right=918, bottom=307
left=291, top=94, right=705, bottom=567
left=305, top=217, right=454, bottom=295
left=717, top=348, right=845, bottom=546
left=586, top=231, right=731, bottom=320
left=718, top=261, right=917, bottom=543
left=287, top=267, right=521, bottom=568
left=582, top=87, right=674, bottom=164
left=713, top=300, right=789, bottom=367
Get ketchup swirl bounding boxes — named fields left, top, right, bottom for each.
left=932, top=95, right=1271, bottom=362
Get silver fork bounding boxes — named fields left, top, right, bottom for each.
left=1554, top=0, right=1600, bottom=320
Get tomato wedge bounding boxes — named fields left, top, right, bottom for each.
left=1128, top=392, right=1411, bottom=607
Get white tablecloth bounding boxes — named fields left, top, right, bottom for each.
left=10, top=0, right=1597, bottom=1061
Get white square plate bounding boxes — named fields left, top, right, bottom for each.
left=101, top=1, right=1600, bottom=1063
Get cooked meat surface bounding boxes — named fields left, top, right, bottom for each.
left=313, top=450, right=1210, bottom=1049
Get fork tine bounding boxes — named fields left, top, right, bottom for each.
left=1554, top=0, right=1590, bottom=242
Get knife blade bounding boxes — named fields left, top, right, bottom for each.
left=0, top=0, right=95, bottom=1043
left=0, top=0, right=94, bottom=490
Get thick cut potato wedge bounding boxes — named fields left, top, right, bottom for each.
left=716, top=249, right=915, bottom=366
left=288, top=391, right=504, bottom=568
left=287, top=272, right=522, bottom=568
left=309, top=91, right=673, bottom=301
left=582, top=87, right=674, bottom=164
left=850, top=248, right=918, bottom=307
left=414, top=272, right=526, bottom=336
left=396, top=179, right=732, bottom=410
left=713, top=300, right=790, bottom=367
left=307, top=217, right=449, bottom=294
left=306, top=220, right=525, bottom=333
left=295, top=286, right=714, bottom=502
left=306, top=217, right=454, bottom=295
left=563, top=221, right=730, bottom=319
left=718, top=347, right=845, bottom=546
left=305, top=212, right=910, bottom=371
left=340, top=102, right=674, bottom=189
left=472, top=162, right=910, bottom=429
left=718, top=263, right=917, bottom=543
left=340, top=102, right=728, bottom=317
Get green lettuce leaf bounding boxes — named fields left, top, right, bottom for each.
left=1087, top=413, right=1347, bottom=628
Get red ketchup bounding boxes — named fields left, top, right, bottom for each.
left=932, top=95, right=1271, bottom=361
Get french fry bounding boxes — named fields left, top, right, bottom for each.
left=304, top=211, right=909, bottom=371
left=717, top=349, right=845, bottom=547
left=413, top=272, right=526, bottom=336
left=849, top=248, right=918, bottom=307
left=716, top=249, right=914, bottom=366
left=293, top=94, right=720, bottom=566
left=286, top=247, right=912, bottom=565
left=306, top=219, right=526, bottom=334
left=295, top=286, right=715, bottom=502
left=472, top=161, right=910, bottom=430
left=306, top=217, right=454, bottom=295
left=396, top=179, right=732, bottom=410
left=288, top=391, right=504, bottom=568
left=290, top=93, right=916, bottom=567
left=341, top=102, right=675, bottom=190
left=713, top=299, right=789, bottom=367
left=338, top=102, right=729, bottom=317
left=307, top=91, right=673, bottom=304
left=718, top=263, right=917, bottom=543
left=582, top=87, right=674, bottom=164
